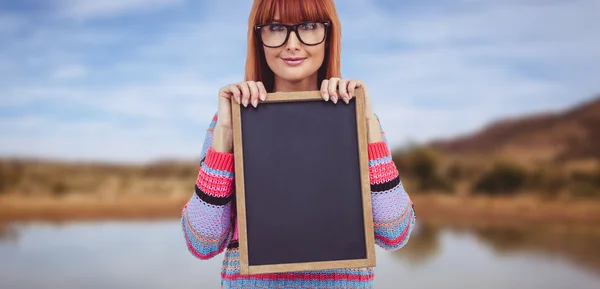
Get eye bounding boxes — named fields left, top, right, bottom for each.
left=299, top=22, right=317, bottom=30
left=268, top=24, right=286, bottom=31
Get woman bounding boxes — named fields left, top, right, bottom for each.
left=181, top=0, right=416, bottom=288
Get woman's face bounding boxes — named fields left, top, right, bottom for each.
left=262, top=12, right=326, bottom=86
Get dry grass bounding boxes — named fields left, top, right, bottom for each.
left=0, top=194, right=190, bottom=222
left=411, top=194, right=600, bottom=227
left=1, top=156, right=599, bottom=224
left=2, top=190, right=600, bottom=225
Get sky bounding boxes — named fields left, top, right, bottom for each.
left=1, top=0, right=599, bottom=163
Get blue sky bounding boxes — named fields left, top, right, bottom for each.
left=1, top=0, right=599, bottom=163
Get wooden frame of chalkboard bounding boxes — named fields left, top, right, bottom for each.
left=231, top=87, right=376, bottom=275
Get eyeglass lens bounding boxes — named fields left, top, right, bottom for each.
left=260, top=22, right=326, bottom=47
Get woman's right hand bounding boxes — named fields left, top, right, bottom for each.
left=212, top=81, right=266, bottom=153
left=216, top=81, right=267, bottom=129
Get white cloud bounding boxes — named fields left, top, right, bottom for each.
left=0, top=74, right=225, bottom=163
left=57, top=0, right=185, bottom=20
left=2, top=76, right=220, bottom=120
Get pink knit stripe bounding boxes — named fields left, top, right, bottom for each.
left=204, top=148, right=235, bottom=172
left=367, top=141, right=390, bottom=160
left=369, top=161, right=398, bottom=184
left=196, top=170, right=234, bottom=198
left=221, top=271, right=375, bottom=281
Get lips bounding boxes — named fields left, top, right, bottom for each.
left=281, top=57, right=306, bottom=66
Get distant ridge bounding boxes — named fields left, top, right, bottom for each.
left=429, top=95, right=600, bottom=165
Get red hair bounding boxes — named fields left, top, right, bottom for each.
left=244, top=0, right=342, bottom=92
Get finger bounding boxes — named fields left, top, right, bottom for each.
left=328, top=77, right=339, bottom=103
left=247, top=81, right=260, bottom=107
left=348, top=80, right=357, bottom=100
left=237, top=82, right=250, bottom=107
left=320, top=79, right=329, bottom=101
left=338, top=78, right=349, bottom=104
left=229, top=85, right=241, bottom=104
left=257, top=81, right=267, bottom=101
left=218, top=87, right=229, bottom=99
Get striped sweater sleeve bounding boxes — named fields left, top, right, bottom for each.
left=368, top=115, right=416, bottom=250
left=181, top=112, right=235, bottom=260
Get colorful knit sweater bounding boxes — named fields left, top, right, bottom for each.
left=181, top=112, right=415, bottom=289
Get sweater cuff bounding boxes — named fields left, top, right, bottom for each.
left=204, top=147, right=234, bottom=172
left=368, top=141, right=390, bottom=160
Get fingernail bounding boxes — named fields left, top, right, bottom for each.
left=332, top=96, right=337, bottom=104
left=344, top=97, right=349, bottom=104
left=252, top=99, right=258, bottom=107
left=260, top=94, right=266, bottom=101
left=323, top=93, right=329, bottom=101
left=242, top=99, right=248, bottom=107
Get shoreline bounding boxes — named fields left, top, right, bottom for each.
left=1, top=194, right=599, bottom=226
left=412, top=194, right=600, bottom=229
left=0, top=195, right=190, bottom=222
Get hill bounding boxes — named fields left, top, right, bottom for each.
left=429, top=96, right=600, bottom=168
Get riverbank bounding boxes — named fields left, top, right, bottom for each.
left=1, top=193, right=599, bottom=226
left=412, top=194, right=600, bottom=229
left=0, top=194, right=189, bottom=222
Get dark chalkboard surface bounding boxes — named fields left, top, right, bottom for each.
left=231, top=89, right=375, bottom=275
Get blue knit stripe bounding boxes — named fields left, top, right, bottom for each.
left=222, top=279, right=373, bottom=288
left=198, top=112, right=218, bottom=161
left=221, top=249, right=375, bottom=278
left=368, top=155, right=393, bottom=166
left=374, top=208, right=415, bottom=250
left=201, top=161, right=234, bottom=179
left=374, top=208, right=413, bottom=239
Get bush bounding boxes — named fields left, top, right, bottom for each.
left=568, top=170, right=600, bottom=199
left=445, top=162, right=464, bottom=181
left=527, top=168, right=567, bottom=198
left=392, top=146, right=454, bottom=193
left=51, top=180, right=69, bottom=196
left=472, top=162, right=527, bottom=195
left=0, top=161, right=24, bottom=194
left=140, top=162, right=196, bottom=179
left=391, top=149, right=410, bottom=177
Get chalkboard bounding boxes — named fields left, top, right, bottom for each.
left=231, top=88, right=375, bottom=275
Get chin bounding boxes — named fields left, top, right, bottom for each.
left=279, top=66, right=319, bottom=80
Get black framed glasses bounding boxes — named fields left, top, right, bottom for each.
left=255, top=21, right=330, bottom=48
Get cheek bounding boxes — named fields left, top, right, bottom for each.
left=263, top=47, right=280, bottom=68
left=308, top=45, right=326, bottom=63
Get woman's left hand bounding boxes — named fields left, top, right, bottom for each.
left=320, top=78, right=374, bottom=121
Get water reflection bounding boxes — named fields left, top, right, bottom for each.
left=394, top=221, right=600, bottom=276
left=0, top=220, right=599, bottom=289
left=473, top=224, right=600, bottom=275
left=391, top=221, right=441, bottom=266
left=0, top=222, right=19, bottom=244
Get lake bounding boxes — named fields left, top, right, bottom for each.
left=1, top=220, right=599, bottom=289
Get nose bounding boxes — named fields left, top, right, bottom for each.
left=285, top=30, right=301, bottom=51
